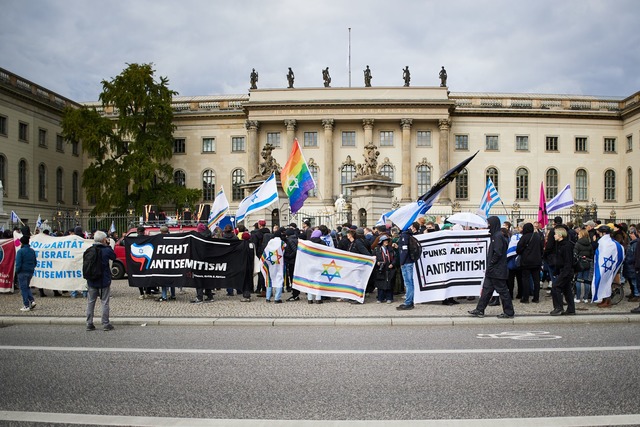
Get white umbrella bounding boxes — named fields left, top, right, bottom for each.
left=447, top=212, right=488, bottom=228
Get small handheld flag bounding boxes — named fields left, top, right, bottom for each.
left=208, top=187, right=230, bottom=231
left=236, top=173, right=278, bottom=223
left=479, top=178, right=501, bottom=217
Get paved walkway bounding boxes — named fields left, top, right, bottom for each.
left=2, top=280, right=639, bottom=326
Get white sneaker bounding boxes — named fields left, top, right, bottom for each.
left=20, top=306, right=30, bottom=312
left=583, top=299, right=589, bottom=303
left=30, top=301, right=37, bottom=309
left=574, top=298, right=581, bottom=303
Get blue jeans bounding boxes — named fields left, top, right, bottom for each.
left=266, top=287, right=283, bottom=301
left=161, top=287, right=175, bottom=299
left=401, top=263, right=414, bottom=306
left=575, top=270, right=591, bottom=300
left=18, top=272, right=34, bottom=308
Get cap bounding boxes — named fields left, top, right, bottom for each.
left=241, top=231, right=251, bottom=240
left=74, top=226, right=84, bottom=235
left=288, top=222, right=297, bottom=228
left=310, top=230, right=322, bottom=239
left=607, top=223, right=615, bottom=230
left=584, top=220, right=596, bottom=227
left=553, top=216, right=563, bottom=224
left=258, top=219, right=266, bottom=226
left=378, top=235, right=389, bottom=244
left=303, top=219, right=311, bottom=226
left=596, top=225, right=611, bottom=233
left=349, top=225, right=357, bottom=230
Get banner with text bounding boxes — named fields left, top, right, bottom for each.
left=30, top=233, right=90, bottom=291
left=125, top=232, right=248, bottom=290
left=0, top=239, right=16, bottom=293
left=413, top=229, right=490, bottom=303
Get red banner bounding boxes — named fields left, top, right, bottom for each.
left=0, top=238, right=16, bottom=293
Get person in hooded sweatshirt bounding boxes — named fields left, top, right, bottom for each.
left=469, top=216, right=515, bottom=318
left=516, top=222, right=543, bottom=303
left=549, top=226, right=576, bottom=315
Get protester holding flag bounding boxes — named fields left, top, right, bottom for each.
left=549, top=226, right=576, bottom=316
left=592, top=225, right=624, bottom=308
left=261, top=234, right=285, bottom=303
left=280, top=138, right=315, bottom=215
left=469, top=216, right=515, bottom=319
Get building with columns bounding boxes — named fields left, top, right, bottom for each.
left=2, top=65, right=640, bottom=229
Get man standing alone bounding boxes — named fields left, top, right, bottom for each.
left=396, top=222, right=419, bottom=311
left=86, top=230, right=117, bottom=331
left=469, top=216, right=515, bottom=318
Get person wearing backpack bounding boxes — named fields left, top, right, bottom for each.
left=396, top=221, right=420, bottom=311
left=85, top=230, right=117, bottom=331
left=16, top=235, right=38, bottom=312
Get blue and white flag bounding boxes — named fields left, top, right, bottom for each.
left=109, top=221, right=116, bottom=234
left=479, top=178, right=501, bottom=217
left=208, top=186, right=230, bottom=231
left=592, top=234, right=624, bottom=302
left=10, top=211, right=21, bottom=224
left=235, top=173, right=278, bottom=223
left=260, top=237, right=285, bottom=288
left=546, top=184, right=574, bottom=213
left=385, top=202, right=430, bottom=231
left=507, top=232, right=521, bottom=259
left=35, top=214, right=43, bottom=230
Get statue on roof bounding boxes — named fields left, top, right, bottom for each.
left=250, top=68, right=258, bottom=90
left=439, top=66, right=447, bottom=87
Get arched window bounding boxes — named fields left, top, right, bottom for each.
left=38, top=163, right=47, bottom=201
left=72, top=171, right=79, bottom=205
left=380, top=164, right=394, bottom=181
left=174, top=170, right=186, bottom=187
left=0, top=155, right=6, bottom=196
left=341, top=162, right=355, bottom=197
left=575, top=169, right=588, bottom=201
left=231, top=168, right=246, bottom=201
left=627, top=167, right=633, bottom=202
left=455, top=168, right=469, bottom=199
left=308, top=161, right=318, bottom=198
left=202, top=169, right=216, bottom=201
left=417, top=163, right=432, bottom=196
left=56, top=167, right=64, bottom=203
left=604, top=169, right=616, bottom=201
left=546, top=168, right=558, bottom=199
left=486, top=167, right=499, bottom=191
left=516, top=167, right=529, bottom=200
left=18, top=159, right=27, bottom=198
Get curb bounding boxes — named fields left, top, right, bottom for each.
left=1, top=314, right=639, bottom=327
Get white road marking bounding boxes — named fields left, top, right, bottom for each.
left=0, top=410, right=639, bottom=426
left=0, top=345, right=639, bottom=354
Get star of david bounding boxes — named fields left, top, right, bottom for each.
left=287, top=177, right=299, bottom=192
left=602, top=255, right=615, bottom=273
left=320, top=260, right=342, bottom=282
left=266, top=250, right=282, bottom=265
left=250, top=193, right=259, bottom=202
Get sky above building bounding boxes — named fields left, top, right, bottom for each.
left=2, top=0, right=639, bottom=102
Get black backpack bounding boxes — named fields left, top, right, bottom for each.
left=83, top=245, right=103, bottom=281
left=408, top=235, right=422, bottom=262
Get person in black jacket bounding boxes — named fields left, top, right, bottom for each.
left=550, top=226, right=576, bottom=315
left=469, top=216, right=515, bottom=318
left=516, top=222, right=543, bottom=303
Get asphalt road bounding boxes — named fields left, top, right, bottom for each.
left=1, top=323, right=639, bottom=426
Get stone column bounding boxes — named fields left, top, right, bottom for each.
left=284, top=119, right=297, bottom=154
left=245, top=120, right=260, bottom=178
left=322, top=119, right=335, bottom=205
left=438, top=119, right=451, bottom=203
left=400, top=118, right=413, bottom=201
left=362, top=119, right=374, bottom=146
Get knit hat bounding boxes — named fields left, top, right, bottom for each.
left=258, top=219, right=266, bottom=226
left=241, top=231, right=251, bottom=240
left=196, top=223, right=207, bottom=233
left=553, top=216, right=563, bottom=224
left=584, top=220, right=596, bottom=227
left=310, top=230, right=322, bottom=239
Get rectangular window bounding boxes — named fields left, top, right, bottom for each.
left=232, top=136, right=245, bottom=152
left=202, top=137, right=216, bottom=153
left=173, top=138, right=186, bottom=154
left=627, top=134, right=633, bottom=152
left=416, top=130, right=431, bottom=147
left=56, top=134, right=64, bottom=152
left=575, top=137, right=587, bottom=152
left=485, top=135, right=499, bottom=151
left=19, top=122, right=28, bottom=142
left=454, top=134, right=468, bottom=150
left=0, top=115, right=7, bottom=136
left=72, top=140, right=79, bottom=156
left=545, top=136, right=558, bottom=152
left=516, top=135, right=529, bottom=151
left=604, top=137, right=616, bottom=153
left=39, top=129, right=47, bottom=147
left=303, top=132, right=318, bottom=147
left=379, top=131, right=394, bottom=146
left=342, top=131, right=356, bottom=147
left=266, top=132, right=280, bottom=148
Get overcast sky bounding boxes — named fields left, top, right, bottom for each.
left=2, top=0, right=639, bottom=102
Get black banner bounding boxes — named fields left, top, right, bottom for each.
left=125, top=232, right=248, bottom=290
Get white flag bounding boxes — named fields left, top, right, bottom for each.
left=235, top=173, right=278, bottom=223
left=592, top=234, right=624, bottom=302
left=36, top=214, right=43, bottom=230
left=10, top=211, right=21, bottom=224
left=208, top=187, right=230, bottom=231
left=109, top=221, right=116, bottom=234
left=260, top=237, right=285, bottom=288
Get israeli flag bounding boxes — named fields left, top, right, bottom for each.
left=546, top=184, right=574, bottom=213
left=10, top=211, right=21, bottom=224
left=236, top=173, right=278, bottom=223
left=385, top=201, right=430, bottom=231
left=36, top=214, right=43, bottom=230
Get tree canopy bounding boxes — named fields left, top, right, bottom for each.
left=62, top=63, right=201, bottom=215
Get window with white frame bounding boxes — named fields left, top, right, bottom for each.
left=604, top=169, right=616, bottom=201
left=575, top=137, right=587, bottom=152
left=232, top=168, right=246, bottom=201
left=455, top=168, right=468, bottom=199
left=516, top=135, right=529, bottom=151
left=232, top=136, right=245, bottom=152
left=308, top=164, right=318, bottom=197
left=174, top=170, right=186, bottom=187
left=417, top=130, right=431, bottom=147
left=341, top=164, right=355, bottom=196
left=575, top=169, right=588, bottom=201
left=380, top=164, right=394, bottom=181
left=202, top=169, right=216, bottom=201
left=546, top=168, right=558, bottom=199
left=202, top=137, right=215, bottom=153
left=342, top=131, right=356, bottom=147
left=486, top=167, right=499, bottom=192
left=455, top=134, right=468, bottom=150
left=379, top=131, right=394, bottom=146
left=604, top=137, right=616, bottom=153
left=546, top=136, right=558, bottom=152
left=485, top=135, right=499, bottom=151
left=417, top=165, right=431, bottom=195
left=516, top=167, right=529, bottom=199
left=267, top=132, right=281, bottom=148
left=304, top=132, right=318, bottom=147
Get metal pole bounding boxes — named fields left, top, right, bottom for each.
left=348, top=27, right=351, bottom=88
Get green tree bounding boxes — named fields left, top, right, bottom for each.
left=62, top=63, right=201, bottom=215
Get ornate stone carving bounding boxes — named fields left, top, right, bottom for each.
left=355, top=142, right=388, bottom=180
left=284, top=119, right=297, bottom=130
left=258, top=143, right=281, bottom=177
left=400, top=118, right=413, bottom=129
left=416, top=157, right=432, bottom=168
left=245, top=120, right=259, bottom=131
left=438, top=119, right=451, bottom=131
left=340, top=155, right=356, bottom=170
left=362, top=118, right=374, bottom=129
left=321, top=118, right=334, bottom=130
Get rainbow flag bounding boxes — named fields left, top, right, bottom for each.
left=280, top=138, right=316, bottom=214
left=260, top=237, right=285, bottom=288
left=208, top=187, right=229, bottom=231
left=292, top=239, right=375, bottom=303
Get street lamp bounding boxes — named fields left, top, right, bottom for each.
left=610, top=208, right=617, bottom=222
left=510, top=202, right=521, bottom=223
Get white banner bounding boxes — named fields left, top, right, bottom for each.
left=413, top=229, right=490, bottom=303
left=29, top=233, right=93, bottom=291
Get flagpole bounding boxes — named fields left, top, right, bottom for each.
left=499, top=200, right=512, bottom=223
left=348, top=27, right=351, bottom=88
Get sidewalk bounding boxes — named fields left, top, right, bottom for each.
left=1, top=280, right=639, bottom=326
